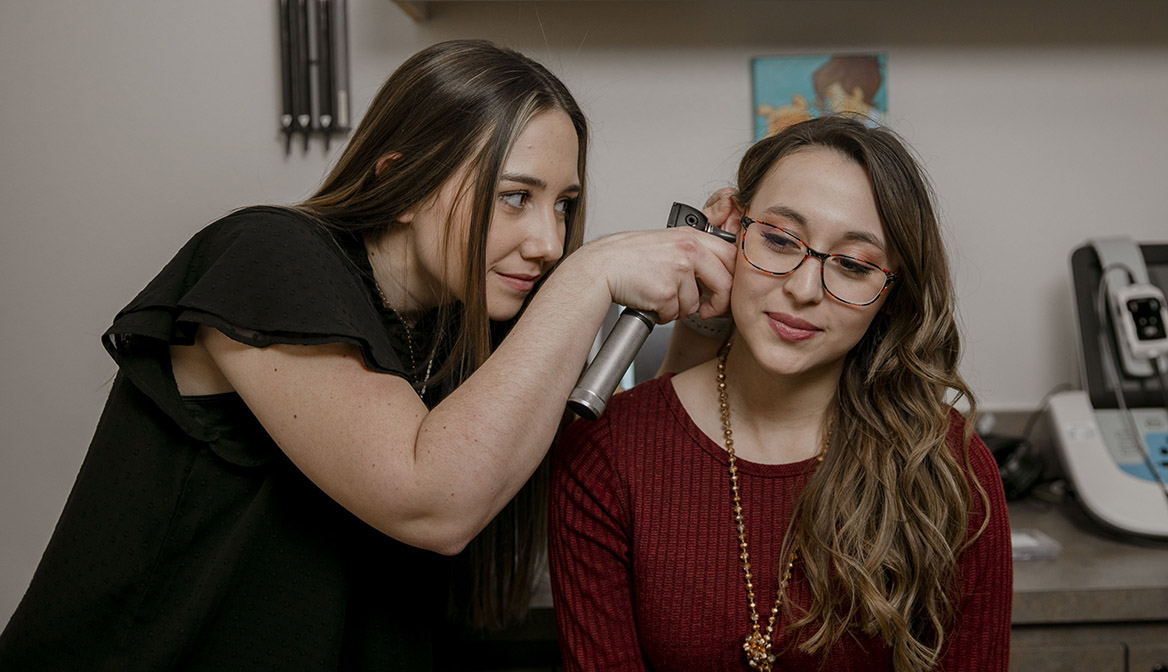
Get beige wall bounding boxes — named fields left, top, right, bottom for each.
left=2, top=0, right=1167, bottom=626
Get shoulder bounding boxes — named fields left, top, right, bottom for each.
left=173, top=205, right=372, bottom=311
left=607, top=375, right=678, bottom=425
left=944, top=408, right=1011, bottom=548
left=943, top=408, right=999, bottom=487
left=191, top=206, right=341, bottom=257
left=212, top=205, right=322, bottom=232
left=124, top=205, right=367, bottom=317
left=111, top=204, right=407, bottom=369
left=562, top=377, right=676, bottom=445
left=555, top=376, right=677, bottom=473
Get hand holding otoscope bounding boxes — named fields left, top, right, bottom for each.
left=567, top=203, right=737, bottom=420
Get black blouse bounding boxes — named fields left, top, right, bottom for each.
left=0, top=207, right=450, bottom=670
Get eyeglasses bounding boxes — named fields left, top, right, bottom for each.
left=739, top=215, right=897, bottom=306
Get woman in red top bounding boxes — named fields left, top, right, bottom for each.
left=550, top=115, right=1012, bottom=671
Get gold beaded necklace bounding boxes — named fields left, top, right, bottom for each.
left=716, top=340, right=830, bottom=671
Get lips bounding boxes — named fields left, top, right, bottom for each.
left=496, top=271, right=540, bottom=293
left=767, top=312, right=822, bottom=342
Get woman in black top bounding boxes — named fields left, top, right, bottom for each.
left=0, top=40, right=737, bottom=670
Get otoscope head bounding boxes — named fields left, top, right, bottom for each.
left=667, top=202, right=736, bottom=242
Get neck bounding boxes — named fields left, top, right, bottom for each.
left=364, top=229, right=437, bottom=325
left=720, top=341, right=839, bottom=464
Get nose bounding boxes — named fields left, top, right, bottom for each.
left=783, top=255, right=825, bottom=304
left=521, top=208, right=566, bottom=266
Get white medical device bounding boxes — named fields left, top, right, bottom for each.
left=1048, top=238, right=1168, bottom=540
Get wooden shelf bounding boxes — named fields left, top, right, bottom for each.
left=392, top=1, right=428, bottom=22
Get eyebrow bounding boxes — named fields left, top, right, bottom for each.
left=500, top=172, right=581, bottom=195
left=762, top=204, right=885, bottom=251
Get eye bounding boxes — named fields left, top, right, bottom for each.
left=554, top=197, right=576, bottom=218
left=832, top=255, right=879, bottom=277
left=761, top=229, right=802, bottom=254
left=499, top=191, right=531, bottom=209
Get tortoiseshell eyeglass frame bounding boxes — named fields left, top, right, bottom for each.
left=739, top=214, right=898, bottom=307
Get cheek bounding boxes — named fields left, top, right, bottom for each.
left=839, top=309, right=883, bottom=349
left=482, top=215, right=517, bottom=262
left=730, top=268, right=776, bottom=314
left=728, top=274, right=751, bottom=320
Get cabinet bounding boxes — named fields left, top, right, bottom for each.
left=1010, top=501, right=1168, bottom=671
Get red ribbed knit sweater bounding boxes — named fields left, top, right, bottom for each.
left=549, top=375, right=1012, bottom=671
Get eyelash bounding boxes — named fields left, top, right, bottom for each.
left=499, top=190, right=576, bottom=217
left=500, top=190, right=531, bottom=209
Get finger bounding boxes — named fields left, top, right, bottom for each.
left=721, top=199, right=745, bottom=237
left=702, top=186, right=736, bottom=210
left=702, top=188, right=743, bottom=236
left=689, top=245, right=735, bottom=318
left=675, top=275, right=702, bottom=322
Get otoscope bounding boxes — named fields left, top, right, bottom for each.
left=566, top=202, right=737, bottom=420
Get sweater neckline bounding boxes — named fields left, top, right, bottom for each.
left=658, top=374, right=825, bottom=479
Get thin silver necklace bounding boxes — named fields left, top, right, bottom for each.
left=374, top=283, right=434, bottom=398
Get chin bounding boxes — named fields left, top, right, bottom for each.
left=743, top=335, right=842, bottom=379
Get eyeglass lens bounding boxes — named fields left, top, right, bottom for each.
left=745, top=224, right=888, bottom=305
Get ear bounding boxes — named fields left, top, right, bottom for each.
left=374, top=152, right=415, bottom=223
left=398, top=206, right=416, bottom=225
left=373, top=152, right=403, bottom=178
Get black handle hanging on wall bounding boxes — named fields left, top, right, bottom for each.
left=293, top=0, right=311, bottom=151
left=278, top=0, right=295, bottom=154
left=277, top=0, right=351, bottom=155
left=317, top=0, right=334, bottom=149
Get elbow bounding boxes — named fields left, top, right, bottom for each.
left=425, top=525, right=473, bottom=556
left=359, top=484, right=496, bottom=556
left=385, top=515, right=481, bottom=557
left=428, top=536, right=470, bottom=557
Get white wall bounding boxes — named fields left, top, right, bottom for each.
left=2, top=0, right=1167, bottom=627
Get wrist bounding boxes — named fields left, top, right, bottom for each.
left=535, top=253, right=613, bottom=317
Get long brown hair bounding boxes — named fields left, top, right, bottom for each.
left=299, top=39, right=589, bottom=629
left=735, top=115, right=987, bottom=671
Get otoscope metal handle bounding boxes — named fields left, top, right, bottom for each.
left=567, top=308, right=657, bottom=420
left=566, top=202, right=737, bottom=420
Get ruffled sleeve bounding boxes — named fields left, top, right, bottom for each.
left=102, top=206, right=406, bottom=440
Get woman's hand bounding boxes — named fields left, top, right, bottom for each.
left=561, top=224, right=737, bottom=325
left=652, top=188, right=744, bottom=376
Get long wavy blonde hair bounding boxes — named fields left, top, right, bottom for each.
left=735, top=116, right=988, bottom=671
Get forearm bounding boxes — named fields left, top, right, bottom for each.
left=408, top=228, right=733, bottom=546
left=410, top=262, right=612, bottom=547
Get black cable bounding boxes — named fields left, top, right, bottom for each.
left=1154, top=355, right=1168, bottom=415
left=1020, top=382, right=1075, bottom=445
